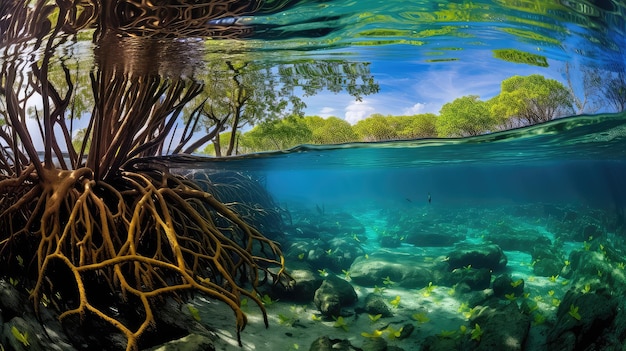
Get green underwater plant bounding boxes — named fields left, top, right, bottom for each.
left=511, top=279, right=523, bottom=288
left=240, top=298, right=249, bottom=310
left=470, top=323, right=483, bottom=342
left=361, top=329, right=384, bottom=338
left=10, top=326, right=29, bottom=347
left=333, top=316, right=349, bottom=331
left=533, top=313, right=546, bottom=325
left=187, top=304, right=201, bottom=321
left=438, top=330, right=457, bottom=337
left=421, top=281, right=436, bottom=297
left=368, top=313, right=382, bottom=322
left=412, top=312, right=430, bottom=323
left=383, top=276, right=395, bottom=286
left=261, top=294, right=276, bottom=306
left=390, top=295, right=401, bottom=308
left=505, top=293, right=516, bottom=301
left=458, top=302, right=479, bottom=320
left=373, top=285, right=387, bottom=294
left=278, top=313, right=296, bottom=326
left=568, top=304, right=582, bottom=321
left=384, top=325, right=403, bottom=339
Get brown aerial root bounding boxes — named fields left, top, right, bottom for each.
left=0, top=165, right=286, bottom=351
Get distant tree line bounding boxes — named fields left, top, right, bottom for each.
left=200, top=71, right=626, bottom=154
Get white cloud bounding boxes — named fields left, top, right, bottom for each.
left=319, top=107, right=336, bottom=118
left=345, top=100, right=375, bottom=124
left=402, top=102, right=426, bottom=115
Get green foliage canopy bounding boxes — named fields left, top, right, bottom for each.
left=305, top=116, right=358, bottom=144
left=353, top=114, right=399, bottom=141
left=490, top=74, right=573, bottom=126
left=240, top=115, right=312, bottom=151
left=183, top=59, right=379, bottom=155
left=436, top=95, right=495, bottom=137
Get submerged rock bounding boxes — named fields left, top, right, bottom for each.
left=286, top=237, right=364, bottom=272
left=420, top=335, right=464, bottom=351
left=492, top=274, right=524, bottom=298
left=447, top=243, right=507, bottom=271
left=2, top=317, right=45, bottom=351
left=271, top=261, right=323, bottom=302
left=484, top=227, right=551, bottom=253
left=360, top=337, right=388, bottom=351
left=309, top=336, right=360, bottom=351
left=313, top=275, right=358, bottom=317
left=363, top=293, right=394, bottom=317
left=0, top=279, right=26, bottom=319
left=547, top=290, right=617, bottom=351
left=533, top=258, right=563, bottom=277
left=471, top=302, right=530, bottom=351
left=349, top=253, right=442, bottom=288
left=446, top=267, right=491, bottom=291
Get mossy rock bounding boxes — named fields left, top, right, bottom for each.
left=313, top=275, right=357, bottom=317
left=447, top=243, right=507, bottom=271
left=349, top=253, right=440, bottom=288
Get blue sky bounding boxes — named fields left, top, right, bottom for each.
left=302, top=54, right=569, bottom=124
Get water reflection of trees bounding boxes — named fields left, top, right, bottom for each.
left=180, top=58, right=379, bottom=155
left=0, top=1, right=380, bottom=350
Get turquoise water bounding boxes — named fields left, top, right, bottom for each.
left=164, top=113, right=626, bottom=209
left=163, top=113, right=626, bottom=350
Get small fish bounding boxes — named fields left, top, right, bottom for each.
left=427, top=192, right=432, bottom=204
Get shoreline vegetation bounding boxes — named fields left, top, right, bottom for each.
left=200, top=72, right=626, bottom=156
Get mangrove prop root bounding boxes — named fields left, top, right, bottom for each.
left=0, top=165, right=285, bottom=351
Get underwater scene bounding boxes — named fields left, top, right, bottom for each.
left=1, top=0, right=626, bottom=350
left=165, top=112, right=626, bottom=351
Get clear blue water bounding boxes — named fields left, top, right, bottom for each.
left=163, top=113, right=626, bottom=210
